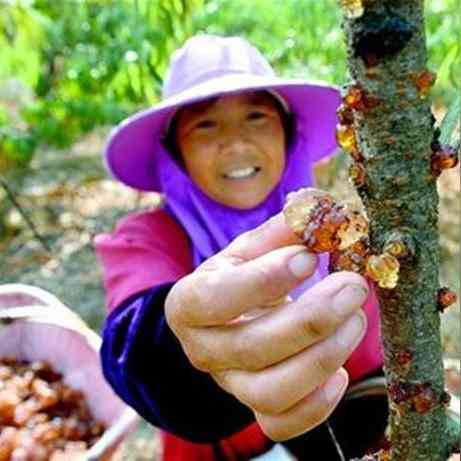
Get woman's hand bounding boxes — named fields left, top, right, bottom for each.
left=165, top=212, right=368, bottom=442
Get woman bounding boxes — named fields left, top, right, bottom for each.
left=95, top=34, right=387, bottom=460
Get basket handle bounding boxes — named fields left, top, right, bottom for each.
left=86, top=409, right=140, bottom=461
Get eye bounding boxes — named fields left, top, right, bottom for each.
left=194, top=119, right=217, bottom=130
left=247, top=111, right=267, bottom=122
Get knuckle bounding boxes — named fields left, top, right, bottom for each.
left=211, top=370, right=231, bottom=392
left=263, top=398, right=289, bottom=416
left=195, top=272, right=226, bottom=320
left=300, top=311, right=331, bottom=340
left=257, top=404, right=331, bottom=442
left=305, top=403, right=330, bottom=429
left=335, top=271, right=368, bottom=288
left=185, top=342, right=215, bottom=372
left=169, top=277, right=197, bottom=311
left=197, top=256, right=221, bottom=272
left=232, top=330, right=264, bottom=372
left=231, top=333, right=252, bottom=368
left=251, top=264, right=272, bottom=289
left=260, top=424, right=283, bottom=442
left=240, top=382, right=269, bottom=413
left=252, top=396, right=278, bottom=415
left=257, top=418, right=290, bottom=442
left=245, top=350, right=267, bottom=373
left=311, top=351, right=337, bottom=378
left=242, top=224, right=264, bottom=241
left=170, top=328, right=219, bottom=374
left=249, top=264, right=282, bottom=301
left=164, top=284, right=183, bottom=330
left=183, top=274, right=208, bottom=309
left=171, top=273, right=216, bottom=323
left=187, top=352, right=212, bottom=372
left=239, top=382, right=260, bottom=408
left=229, top=232, right=252, bottom=253
left=242, top=382, right=281, bottom=415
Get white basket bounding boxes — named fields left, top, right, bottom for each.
left=0, top=283, right=140, bottom=460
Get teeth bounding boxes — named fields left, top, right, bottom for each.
left=225, top=167, right=258, bottom=179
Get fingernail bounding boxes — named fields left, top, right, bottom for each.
left=325, top=371, right=347, bottom=403
left=288, top=251, right=316, bottom=279
left=332, top=284, right=368, bottom=316
left=336, top=313, right=366, bottom=349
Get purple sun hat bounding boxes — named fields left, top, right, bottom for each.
left=104, top=34, right=341, bottom=192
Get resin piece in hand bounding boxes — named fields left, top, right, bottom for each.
left=283, top=189, right=369, bottom=253
left=330, top=237, right=370, bottom=274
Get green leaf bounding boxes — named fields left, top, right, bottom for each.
left=439, top=92, right=460, bottom=146
left=436, top=44, right=459, bottom=94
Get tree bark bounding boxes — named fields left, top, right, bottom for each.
left=339, top=1, right=456, bottom=460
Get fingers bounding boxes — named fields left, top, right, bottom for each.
left=219, top=211, right=302, bottom=262
left=212, top=311, right=367, bottom=415
left=166, top=245, right=317, bottom=327
left=185, top=274, right=368, bottom=372
left=255, top=369, right=349, bottom=442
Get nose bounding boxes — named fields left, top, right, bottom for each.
left=222, top=139, right=248, bottom=155
left=219, top=130, right=251, bottom=157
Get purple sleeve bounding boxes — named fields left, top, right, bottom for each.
left=100, top=283, right=254, bottom=443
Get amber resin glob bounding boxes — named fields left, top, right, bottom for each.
left=384, top=240, right=408, bottom=259
left=336, top=83, right=380, bottom=168
left=351, top=450, right=391, bottom=461
left=437, top=287, right=457, bottom=312
left=431, top=145, right=459, bottom=177
left=365, top=253, right=400, bottom=289
left=336, top=124, right=359, bottom=156
left=330, top=237, right=370, bottom=274
left=283, top=189, right=400, bottom=289
left=412, top=383, right=439, bottom=414
left=349, top=162, right=366, bottom=188
left=344, top=84, right=380, bottom=113
left=345, top=85, right=366, bottom=110
left=340, top=0, right=364, bottom=19
left=337, top=103, right=354, bottom=125
left=388, top=380, right=443, bottom=416
left=396, top=349, right=414, bottom=375
left=411, top=70, right=436, bottom=100
left=283, top=189, right=368, bottom=254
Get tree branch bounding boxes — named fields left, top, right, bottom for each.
left=338, top=0, right=456, bottom=459
left=0, top=175, right=52, bottom=253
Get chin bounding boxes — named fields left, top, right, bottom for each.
left=219, top=191, right=270, bottom=210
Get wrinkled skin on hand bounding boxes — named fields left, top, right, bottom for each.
left=165, top=209, right=369, bottom=441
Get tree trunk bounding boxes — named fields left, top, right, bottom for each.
left=339, top=1, right=456, bottom=460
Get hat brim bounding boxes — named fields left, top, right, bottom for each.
left=104, top=73, right=341, bottom=191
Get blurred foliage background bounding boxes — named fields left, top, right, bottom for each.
left=0, top=0, right=459, bottom=168
left=0, top=0, right=459, bottom=339
left=0, top=1, right=459, bottom=458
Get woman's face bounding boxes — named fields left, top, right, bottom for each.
left=175, top=91, right=286, bottom=209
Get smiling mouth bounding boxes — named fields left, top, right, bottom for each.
left=223, top=166, right=261, bottom=180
